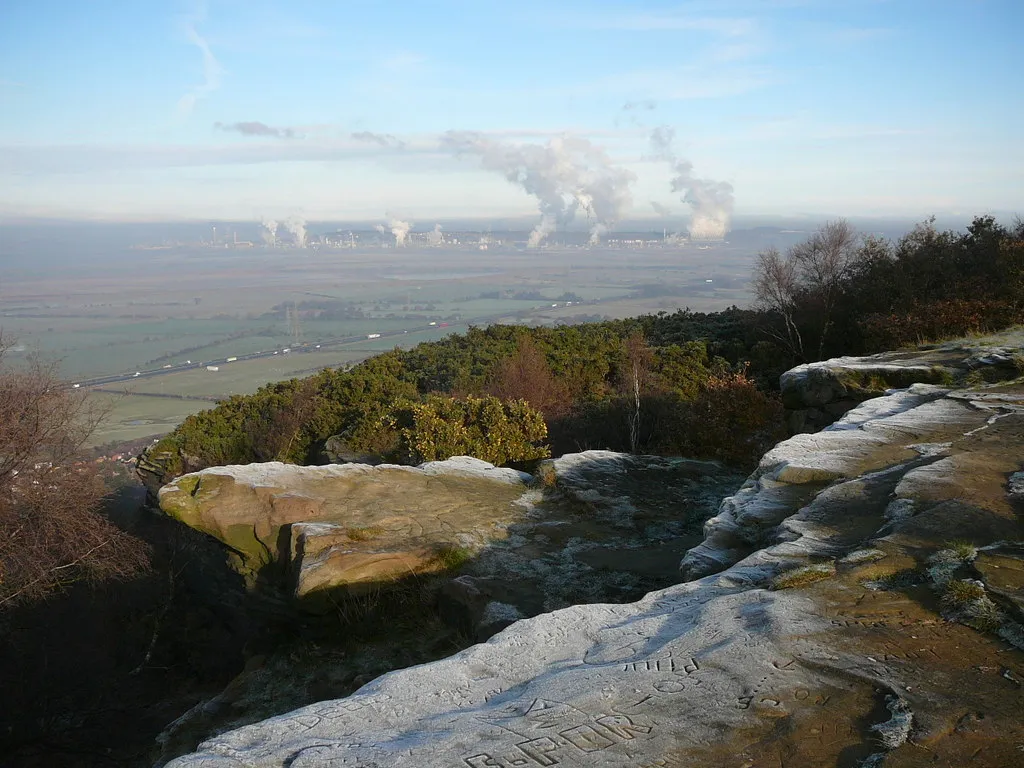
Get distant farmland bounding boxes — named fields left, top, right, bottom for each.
left=4, top=239, right=757, bottom=446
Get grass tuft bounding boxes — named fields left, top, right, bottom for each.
left=941, top=579, right=985, bottom=607
left=945, top=540, right=978, bottom=561
left=430, top=544, right=475, bottom=572
left=940, top=579, right=1005, bottom=633
left=840, top=548, right=887, bottom=566
left=346, top=525, right=385, bottom=541
left=771, top=562, right=835, bottom=591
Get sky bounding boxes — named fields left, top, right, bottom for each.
left=0, top=0, right=1021, bottom=226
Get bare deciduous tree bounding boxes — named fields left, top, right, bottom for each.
left=618, top=332, right=655, bottom=454
left=791, top=219, right=860, bottom=358
left=0, top=340, right=149, bottom=609
left=753, top=220, right=862, bottom=360
left=753, top=245, right=803, bottom=358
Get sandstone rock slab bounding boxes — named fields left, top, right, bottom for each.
left=168, top=379, right=1024, bottom=767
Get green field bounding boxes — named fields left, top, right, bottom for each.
left=82, top=325, right=477, bottom=446
left=87, top=392, right=211, bottom=448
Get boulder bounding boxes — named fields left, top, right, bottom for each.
left=158, top=457, right=531, bottom=598
left=158, top=453, right=743, bottom=620
left=153, top=452, right=743, bottom=757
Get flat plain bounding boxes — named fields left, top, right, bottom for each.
left=1, top=229, right=776, bottom=445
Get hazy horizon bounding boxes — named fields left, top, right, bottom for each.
left=2, top=1, right=1021, bottom=233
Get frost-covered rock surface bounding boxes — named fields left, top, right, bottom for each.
left=158, top=457, right=532, bottom=597
left=780, top=327, right=1024, bottom=431
left=154, top=452, right=743, bottom=758
left=168, top=362, right=1024, bottom=766
left=158, top=452, right=741, bottom=620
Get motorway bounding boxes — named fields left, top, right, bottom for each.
left=69, top=324, right=442, bottom=389
left=69, top=293, right=617, bottom=391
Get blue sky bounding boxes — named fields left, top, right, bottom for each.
left=0, top=0, right=1021, bottom=224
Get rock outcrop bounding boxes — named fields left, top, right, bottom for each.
left=167, top=352, right=1024, bottom=767
left=153, top=452, right=741, bottom=757
left=158, top=457, right=531, bottom=601
left=781, top=327, right=1024, bottom=431
left=158, top=453, right=741, bottom=625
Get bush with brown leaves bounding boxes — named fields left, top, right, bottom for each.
left=0, top=343, right=149, bottom=609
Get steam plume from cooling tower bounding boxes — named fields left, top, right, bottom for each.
left=426, top=224, right=443, bottom=246
left=443, top=131, right=635, bottom=247
left=261, top=218, right=279, bottom=246
left=649, top=126, right=733, bottom=241
left=377, top=214, right=412, bottom=247
left=284, top=216, right=307, bottom=248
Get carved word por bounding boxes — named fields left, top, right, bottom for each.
left=463, top=714, right=653, bottom=767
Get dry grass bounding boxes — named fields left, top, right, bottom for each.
left=771, top=562, right=836, bottom=591
left=839, top=548, right=887, bottom=566
left=941, top=579, right=985, bottom=607
left=345, top=526, right=385, bottom=542
left=941, top=579, right=1005, bottom=633
left=429, top=544, right=475, bottom=572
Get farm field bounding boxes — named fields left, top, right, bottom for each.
left=87, top=392, right=211, bottom=448
left=2, top=229, right=769, bottom=445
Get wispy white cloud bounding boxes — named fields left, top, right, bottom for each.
left=177, top=13, right=223, bottom=115
left=351, top=131, right=407, bottom=149
left=0, top=137, right=439, bottom=175
left=0, top=125, right=652, bottom=177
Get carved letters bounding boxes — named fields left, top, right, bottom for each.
left=462, top=707, right=653, bottom=767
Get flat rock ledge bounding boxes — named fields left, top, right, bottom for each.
left=158, top=457, right=532, bottom=598
left=157, top=452, right=742, bottom=629
left=780, top=327, right=1024, bottom=431
left=168, top=373, right=1024, bottom=766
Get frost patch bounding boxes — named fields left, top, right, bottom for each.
left=926, top=546, right=976, bottom=588
left=871, top=695, right=913, bottom=750
left=1009, top=471, right=1024, bottom=500
left=884, top=498, right=916, bottom=524
left=418, top=456, right=532, bottom=485
left=997, top=621, right=1024, bottom=650
left=908, top=442, right=951, bottom=457
left=481, top=601, right=524, bottom=626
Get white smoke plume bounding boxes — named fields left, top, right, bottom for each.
left=650, top=126, right=733, bottom=241
left=443, top=131, right=635, bottom=247
left=284, top=216, right=307, bottom=248
left=261, top=218, right=278, bottom=246
left=378, top=214, right=412, bottom=247
left=426, top=224, right=443, bottom=246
